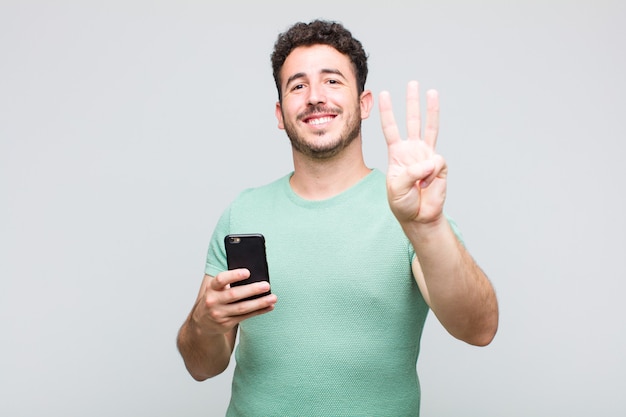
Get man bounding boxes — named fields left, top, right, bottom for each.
left=177, top=19, right=498, bottom=416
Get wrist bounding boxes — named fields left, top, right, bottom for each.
left=401, top=215, right=460, bottom=257
left=401, top=214, right=447, bottom=240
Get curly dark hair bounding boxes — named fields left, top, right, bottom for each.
left=271, top=19, right=369, bottom=100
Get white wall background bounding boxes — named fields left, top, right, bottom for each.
left=2, top=1, right=625, bottom=416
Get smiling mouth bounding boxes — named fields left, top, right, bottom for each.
left=306, top=115, right=335, bottom=126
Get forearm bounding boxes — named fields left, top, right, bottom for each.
left=177, top=315, right=234, bottom=381
left=406, top=217, right=498, bottom=346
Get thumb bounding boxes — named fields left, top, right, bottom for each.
left=388, top=160, right=435, bottom=198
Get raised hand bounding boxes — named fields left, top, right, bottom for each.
left=379, top=81, right=448, bottom=225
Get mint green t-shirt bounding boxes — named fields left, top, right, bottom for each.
left=206, top=169, right=437, bottom=416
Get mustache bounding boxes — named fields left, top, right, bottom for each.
left=297, top=105, right=342, bottom=120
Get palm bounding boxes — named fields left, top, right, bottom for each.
left=379, top=81, right=447, bottom=224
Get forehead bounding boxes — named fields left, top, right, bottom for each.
left=281, top=44, right=355, bottom=84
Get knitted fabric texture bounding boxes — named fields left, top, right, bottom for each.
left=206, top=169, right=434, bottom=417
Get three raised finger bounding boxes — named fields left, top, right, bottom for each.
left=423, top=89, right=440, bottom=150
left=379, top=90, right=402, bottom=146
left=406, top=80, right=421, bottom=141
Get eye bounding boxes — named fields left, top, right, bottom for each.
left=291, top=83, right=305, bottom=91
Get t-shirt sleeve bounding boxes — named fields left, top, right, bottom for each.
left=446, top=213, right=465, bottom=246
left=204, top=206, right=231, bottom=277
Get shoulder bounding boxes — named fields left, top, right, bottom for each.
left=362, top=168, right=387, bottom=191
left=233, top=173, right=291, bottom=203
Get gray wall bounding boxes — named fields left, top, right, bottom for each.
left=1, top=1, right=624, bottom=416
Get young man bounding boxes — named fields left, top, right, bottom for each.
left=177, top=19, right=498, bottom=416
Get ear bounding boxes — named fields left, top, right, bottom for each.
left=359, top=90, right=373, bottom=120
left=275, top=101, right=285, bottom=130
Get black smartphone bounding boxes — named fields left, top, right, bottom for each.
left=224, top=233, right=271, bottom=301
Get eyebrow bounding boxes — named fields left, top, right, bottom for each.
left=285, top=68, right=347, bottom=88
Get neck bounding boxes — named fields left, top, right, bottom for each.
left=289, top=138, right=371, bottom=200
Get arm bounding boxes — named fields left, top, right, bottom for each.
left=410, top=220, right=498, bottom=346
left=177, top=270, right=277, bottom=380
left=379, top=81, right=498, bottom=346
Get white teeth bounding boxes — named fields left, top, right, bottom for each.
left=308, top=116, right=333, bottom=125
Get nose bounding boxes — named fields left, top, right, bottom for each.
left=307, top=83, right=326, bottom=105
